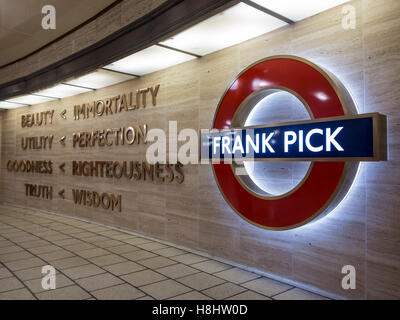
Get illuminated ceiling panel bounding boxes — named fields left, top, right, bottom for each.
left=64, top=69, right=136, bottom=89
left=249, top=0, right=350, bottom=22
left=6, top=94, right=56, bottom=105
left=34, top=83, right=93, bottom=99
left=103, top=45, right=196, bottom=76
left=0, top=101, right=28, bottom=109
left=159, top=2, right=286, bottom=56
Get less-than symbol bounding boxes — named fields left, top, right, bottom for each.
left=58, top=189, right=65, bottom=199
left=60, top=110, right=67, bottom=119
left=59, top=162, right=65, bottom=173
left=60, top=136, right=66, bottom=146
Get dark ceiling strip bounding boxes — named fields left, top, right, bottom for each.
left=156, top=43, right=202, bottom=58
left=61, top=83, right=95, bottom=91
left=241, top=0, right=295, bottom=25
left=0, top=0, right=124, bottom=69
left=100, top=68, right=140, bottom=78
left=0, top=0, right=236, bottom=101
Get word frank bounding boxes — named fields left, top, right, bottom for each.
left=202, top=114, right=386, bottom=161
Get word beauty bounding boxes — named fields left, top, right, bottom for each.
left=21, top=110, right=54, bottom=128
left=202, top=114, right=386, bottom=161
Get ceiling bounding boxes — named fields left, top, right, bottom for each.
left=0, top=0, right=117, bottom=67
left=0, top=0, right=351, bottom=109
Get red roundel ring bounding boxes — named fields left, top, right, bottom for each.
left=212, top=55, right=355, bottom=230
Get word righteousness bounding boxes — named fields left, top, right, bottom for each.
left=73, top=85, right=160, bottom=120
left=72, top=160, right=184, bottom=184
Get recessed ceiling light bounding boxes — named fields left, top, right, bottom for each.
left=159, top=2, right=286, bottom=56
left=249, top=0, right=350, bottom=22
left=0, top=101, right=29, bottom=109
left=34, top=83, right=93, bottom=99
left=7, top=94, right=56, bottom=105
left=103, top=45, right=196, bottom=76
left=64, top=68, right=136, bottom=89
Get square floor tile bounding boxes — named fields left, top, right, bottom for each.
left=273, top=288, right=329, bottom=300
left=109, top=234, right=138, bottom=241
left=30, top=245, right=61, bottom=254
left=36, top=285, right=91, bottom=300
left=137, top=295, right=154, bottom=300
left=153, top=247, right=186, bottom=257
left=226, top=291, right=271, bottom=300
left=44, top=234, right=71, bottom=241
left=121, top=269, right=166, bottom=287
left=84, top=236, right=110, bottom=244
left=14, top=266, right=45, bottom=281
left=76, top=273, right=123, bottom=291
left=19, top=240, right=51, bottom=249
left=138, top=256, right=176, bottom=269
left=0, top=267, right=12, bottom=279
left=98, top=230, right=124, bottom=237
left=95, top=239, right=124, bottom=248
left=191, top=260, right=231, bottom=274
left=214, top=268, right=259, bottom=284
left=37, top=250, right=75, bottom=261
left=177, top=272, right=225, bottom=291
left=51, top=256, right=90, bottom=270
left=5, top=257, right=46, bottom=271
left=202, top=282, right=246, bottom=299
left=88, top=254, right=127, bottom=267
left=104, top=261, right=146, bottom=276
left=0, top=240, right=13, bottom=248
left=156, top=263, right=199, bottom=279
left=53, top=238, right=83, bottom=247
left=123, top=237, right=153, bottom=246
left=0, top=250, right=34, bottom=262
left=0, top=277, right=24, bottom=292
left=122, top=249, right=157, bottom=261
left=0, top=245, right=24, bottom=255
left=76, top=248, right=110, bottom=259
left=63, top=264, right=105, bottom=280
left=171, top=253, right=208, bottom=265
left=241, top=277, right=292, bottom=297
left=136, top=242, right=168, bottom=251
left=70, top=232, right=97, bottom=240
left=0, top=288, right=36, bottom=300
left=92, top=283, right=145, bottom=300
left=169, top=291, right=212, bottom=300
left=140, top=279, right=191, bottom=299
left=25, top=274, right=73, bottom=293
left=107, top=244, right=140, bottom=255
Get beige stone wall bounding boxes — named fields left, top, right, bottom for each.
left=1, top=0, right=399, bottom=299
left=0, top=0, right=168, bottom=84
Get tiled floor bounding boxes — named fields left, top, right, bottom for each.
left=0, top=204, right=329, bottom=300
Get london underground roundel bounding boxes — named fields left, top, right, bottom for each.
left=202, top=55, right=387, bottom=230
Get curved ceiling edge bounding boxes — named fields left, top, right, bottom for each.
left=0, top=0, right=236, bottom=101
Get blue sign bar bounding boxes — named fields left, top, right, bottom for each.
left=201, top=114, right=385, bottom=161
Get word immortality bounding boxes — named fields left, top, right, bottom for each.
left=73, top=85, right=160, bottom=120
